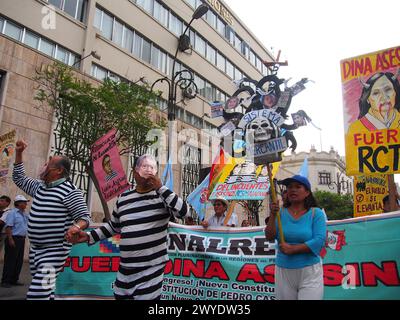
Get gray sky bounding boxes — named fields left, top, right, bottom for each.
left=225, top=0, right=400, bottom=182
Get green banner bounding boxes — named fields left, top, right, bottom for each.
left=55, top=212, right=400, bottom=300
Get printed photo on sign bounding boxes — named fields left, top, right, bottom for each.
left=91, top=129, right=130, bottom=201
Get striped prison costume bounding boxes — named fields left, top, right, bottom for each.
left=13, top=163, right=91, bottom=300
left=88, top=185, right=188, bottom=300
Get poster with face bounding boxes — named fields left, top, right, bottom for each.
left=0, top=130, right=16, bottom=184
left=209, top=101, right=224, bottom=118
left=291, top=112, right=307, bottom=127
left=91, top=129, right=130, bottom=201
left=341, top=46, right=400, bottom=176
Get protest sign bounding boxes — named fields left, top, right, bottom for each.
left=55, top=212, right=400, bottom=300
left=91, top=129, right=130, bottom=201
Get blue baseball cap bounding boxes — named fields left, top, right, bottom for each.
left=280, top=175, right=311, bottom=191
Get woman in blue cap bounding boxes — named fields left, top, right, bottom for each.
left=265, top=175, right=326, bottom=300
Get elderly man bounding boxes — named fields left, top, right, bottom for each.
left=201, top=198, right=238, bottom=228
left=68, top=154, right=187, bottom=300
left=12, top=140, right=91, bottom=300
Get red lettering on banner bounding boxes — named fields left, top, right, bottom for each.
left=362, top=261, right=400, bottom=286
left=111, top=257, right=120, bottom=272
left=376, top=52, right=389, bottom=70
left=236, top=264, right=265, bottom=283
left=323, top=264, right=344, bottom=286
left=64, top=256, right=120, bottom=273
left=173, top=258, right=182, bottom=276
left=92, top=257, right=111, bottom=272
left=343, top=58, right=374, bottom=80
left=164, top=259, right=228, bottom=280
left=353, top=130, right=399, bottom=146
left=204, top=261, right=229, bottom=280
left=164, top=260, right=173, bottom=274
left=263, top=265, right=275, bottom=284
left=182, top=259, right=205, bottom=278
left=343, top=263, right=362, bottom=287
left=388, top=129, right=399, bottom=143
left=71, top=257, right=91, bottom=272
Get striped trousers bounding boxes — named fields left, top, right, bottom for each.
left=27, top=244, right=71, bottom=300
left=113, top=263, right=165, bottom=300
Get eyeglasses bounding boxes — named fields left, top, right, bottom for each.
left=140, top=165, right=156, bottom=170
left=213, top=203, right=224, bottom=207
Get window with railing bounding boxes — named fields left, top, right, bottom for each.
left=318, top=172, right=331, bottom=185
left=128, top=0, right=256, bottom=82
left=91, top=63, right=217, bottom=132
left=0, top=15, right=81, bottom=67
left=93, top=7, right=230, bottom=104
left=181, top=145, right=201, bottom=200
left=184, top=0, right=269, bottom=76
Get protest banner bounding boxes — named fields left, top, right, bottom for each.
left=55, top=212, right=400, bottom=300
left=209, top=161, right=270, bottom=201
left=341, top=46, right=400, bottom=176
left=0, top=129, right=16, bottom=184
left=91, top=129, right=130, bottom=201
left=353, top=174, right=388, bottom=217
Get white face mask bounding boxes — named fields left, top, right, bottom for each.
left=136, top=159, right=157, bottom=178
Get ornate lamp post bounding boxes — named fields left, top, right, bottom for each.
left=151, top=4, right=208, bottom=161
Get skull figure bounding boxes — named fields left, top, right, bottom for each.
left=246, top=117, right=277, bottom=142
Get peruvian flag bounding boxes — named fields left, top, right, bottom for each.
left=320, top=230, right=346, bottom=258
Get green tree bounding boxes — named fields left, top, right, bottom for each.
left=34, top=62, right=165, bottom=220
left=314, top=190, right=354, bottom=220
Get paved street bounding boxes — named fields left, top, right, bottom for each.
left=0, top=261, right=30, bottom=300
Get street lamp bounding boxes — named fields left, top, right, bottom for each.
left=72, top=50, right=101, bottom=68
left=151, top=3, right=209, bottom=162
left=328, top=171, right=352, bottom=195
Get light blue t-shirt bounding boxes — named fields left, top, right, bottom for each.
left=5, top=208, right=29, bottom=236
left=275, top=207, right=327, bottom=269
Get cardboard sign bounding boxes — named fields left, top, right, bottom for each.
left=91, top=129, right=130, bottom=201
left=341, top=46, right=400, bottom=176
left=353, top=174, right=388, bottom=217
left=0, top=130, right=16, bottom=184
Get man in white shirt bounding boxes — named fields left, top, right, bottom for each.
left=0, top=195, right=11, bottom=257
left=201, top=198, right=238, bottom=228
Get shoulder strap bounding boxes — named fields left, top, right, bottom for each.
left=312, top=207, right=315, bottom=218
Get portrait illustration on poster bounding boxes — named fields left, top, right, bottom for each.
left=0, top=130, right=16, bottom=184
left=102, top=154, right=118, bottom=182
left=341, top=46, right=400, bottom=176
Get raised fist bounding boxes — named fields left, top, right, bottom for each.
left=15, top=140, right=27, bottom=153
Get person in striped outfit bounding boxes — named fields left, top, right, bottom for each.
left=12, top=140, right=91, bottom=300
left=68, top=154, right=187, bottom=300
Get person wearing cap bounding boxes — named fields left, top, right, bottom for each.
left=201, top=198, right=238, bottom=228
left=265, top=174, right=326, bottom=300
left=12, top=139, right=91, bottom=299
left=0, top=195, right=11, bottom=257
left=1, top=195, right=29, bottom=287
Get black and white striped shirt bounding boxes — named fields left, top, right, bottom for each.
left=13, top=163, right=91, bottom=247
left=88, top=186, right=187, bottom=268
